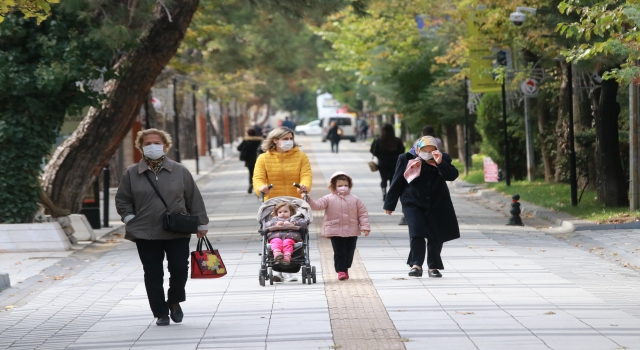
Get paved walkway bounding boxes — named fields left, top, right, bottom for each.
left=1, top=136, right=640, bottom=349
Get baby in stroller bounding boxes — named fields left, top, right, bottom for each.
left=257, top=189, right=317, bottom=286
left=264, top=202, right=308, bottom=265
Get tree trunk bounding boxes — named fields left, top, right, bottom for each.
left=554, top=61, right=571, bottom=182
left=42, top=0, right=200, bottom=213
left=456, top=124, right=465, bottom=162
left=593, top=78, right=628, bottom=207
left=573, top=71, right=596, bottom=191
left=537, top=90, right=555, bottom=182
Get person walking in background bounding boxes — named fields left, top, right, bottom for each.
left=307, top=172, right=370, bottom=281
left=237, top=129, right=263, bottom=194
left=282, top=117, right=295, bottom=129
left=253, top=127, right=313, bottom=282
left=370, top=124, right=404, bottom=201
left=358, top=116, right=369, bottom=141
left=116, top=129, right=209, bottom=326
left=383, top=136, right=460, bottom=278
left=326, top=121, right=342, bottom=153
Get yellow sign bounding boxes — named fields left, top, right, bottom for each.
left=468, top=8, right=501, bottom=93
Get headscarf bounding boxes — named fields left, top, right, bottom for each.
left=404, top=136, right=439, bottom=183
left=409, top=136, right=439, bottom=156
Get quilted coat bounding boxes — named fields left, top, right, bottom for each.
left=307, top=172, right=371, bottom=238
left=252, top=146, right=313, bottom=200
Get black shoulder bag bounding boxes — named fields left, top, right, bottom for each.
left=144, top=172, right=200, bottom=234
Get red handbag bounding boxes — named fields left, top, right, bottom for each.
left=191, top=237, right=227, bottom=279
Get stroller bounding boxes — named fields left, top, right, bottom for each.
left=257, top=184, right=317, bottom=286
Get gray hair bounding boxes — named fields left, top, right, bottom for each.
left=261, top=127, right=297, bottom=152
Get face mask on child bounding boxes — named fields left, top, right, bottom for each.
left=419, top=151, right=433, bottom=161
left=336, top=185, right=349, bottom=193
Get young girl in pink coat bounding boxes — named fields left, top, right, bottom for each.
left=307, top=172, right=370, bottom=280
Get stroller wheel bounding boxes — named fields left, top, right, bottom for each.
left=259, top=274, right=265, bottom=286
left=269, top=268, right=274, bottom=285
left=301, top=268, right=307, bottom=284
left=312, top=266, right=317, bottom=284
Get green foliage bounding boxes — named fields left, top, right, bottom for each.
left=0, top=9, right=112, bottom=223
left=476, top=93, right=528, bottom=180
left=0, top=0, right=58, bottom=23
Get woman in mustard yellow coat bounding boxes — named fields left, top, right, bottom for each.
left=253, top=127, right=313, bottom=201
left=252, top=127, right=313, bottom=282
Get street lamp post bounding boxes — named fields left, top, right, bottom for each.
left=567, top=63, right=578, bottom=206
left=463, top=77, right=471, bottom=176
left=192, top=85, right=199, bottom=175
left=497, top=50, right=511, bottom=186
left=173, top=77, right=181, bottom=163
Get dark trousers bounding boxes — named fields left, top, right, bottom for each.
left=378, top=163, right=395, bottom=189
left=135, top=238, right=190, bottom=317
left=330, top=236, right=358, bottom=272
left=330, top=140, right=340, bottom=153
left=407, top=237, right=444, bottom=269
left=248, top=164, right=255, bottom=186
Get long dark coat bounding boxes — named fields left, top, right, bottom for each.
left=383, top=152, right=460, bottom=242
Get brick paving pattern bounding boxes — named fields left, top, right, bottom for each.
left=309, top=156, right=405, bottom=350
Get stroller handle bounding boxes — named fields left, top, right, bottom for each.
left=293, top=183, right=309, bottom=201
left=260, top=184, right=274, bottom=202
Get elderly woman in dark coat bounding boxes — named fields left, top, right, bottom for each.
left=383, top=136, right=459, bottom=278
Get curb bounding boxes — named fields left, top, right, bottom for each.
left=453, top=180, right=635, bottom=232
left=0, top=273, right=9, bottom=291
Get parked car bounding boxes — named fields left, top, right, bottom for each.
left=294, top=120, right=322, bottom=135
left=321, top=114, right=358, bottom=142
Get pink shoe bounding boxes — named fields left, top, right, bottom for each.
left=337, top=272, right=348, bottom=281
left=281, top=253, right=291, bottom=266
left=273, top=250, right=283, bottom=262
left=345, top=270, right=349, bottom=279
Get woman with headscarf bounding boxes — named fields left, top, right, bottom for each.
left=383, top=136, right=460, bottom=278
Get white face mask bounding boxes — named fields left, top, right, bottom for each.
left=279, top=140, right=294, bottom=151
left=337, top=185, right=349, bottom=193
left=419, top=151, right=433, bottom=161
left=143, top=144, right=165, bottom=160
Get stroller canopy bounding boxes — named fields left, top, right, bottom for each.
left=257, top=196, right=313, bottom=224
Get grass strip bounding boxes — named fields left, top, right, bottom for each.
left=452, top=154, right=637, bottom=223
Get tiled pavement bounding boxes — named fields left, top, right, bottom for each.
left=0, top=136, right=639, bottom=349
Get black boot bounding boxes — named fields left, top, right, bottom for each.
left=382, top=187, right=387, bottom=202
left=248, top=185, right=253, bottom=194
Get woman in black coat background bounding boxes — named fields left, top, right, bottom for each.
left=383, top=136, right=460, bottom=278
left=326, top=121, right=342, bottom=153
left=237, top=128, right=264, bottom=193
left=370, top=124, right=404, bottom=201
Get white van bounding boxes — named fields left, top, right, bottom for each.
left=320, top=114, right=358, bottom=142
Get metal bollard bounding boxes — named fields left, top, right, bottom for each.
left=507, top=194, right=524, bottom=226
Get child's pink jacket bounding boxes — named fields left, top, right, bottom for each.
left=307, top=172, right=370, bottom=238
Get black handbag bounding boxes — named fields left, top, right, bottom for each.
left=144, top=172, right=200, bottom=234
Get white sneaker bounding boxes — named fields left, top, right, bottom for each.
left=284, top=273, right=298, bottom=282
left=272, top=272, right=283, bottom=282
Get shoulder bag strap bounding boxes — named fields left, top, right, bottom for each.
left=143, top=172, right=169, bottom=211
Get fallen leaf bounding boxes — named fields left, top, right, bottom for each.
left=544, top=311, right=556, bottom=315
left=9, top=294, right=14, bottom=297
left=456, top=311, right=475, bottom=315
left=399, top=338, right=410, bottom=342
left=53, top=275, right=64, bottom=280
left=14, top=262, right=21, bottom=265
left=5, top=305, right=14, bottom=310
left=392, top=277, right=406, bottom=280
